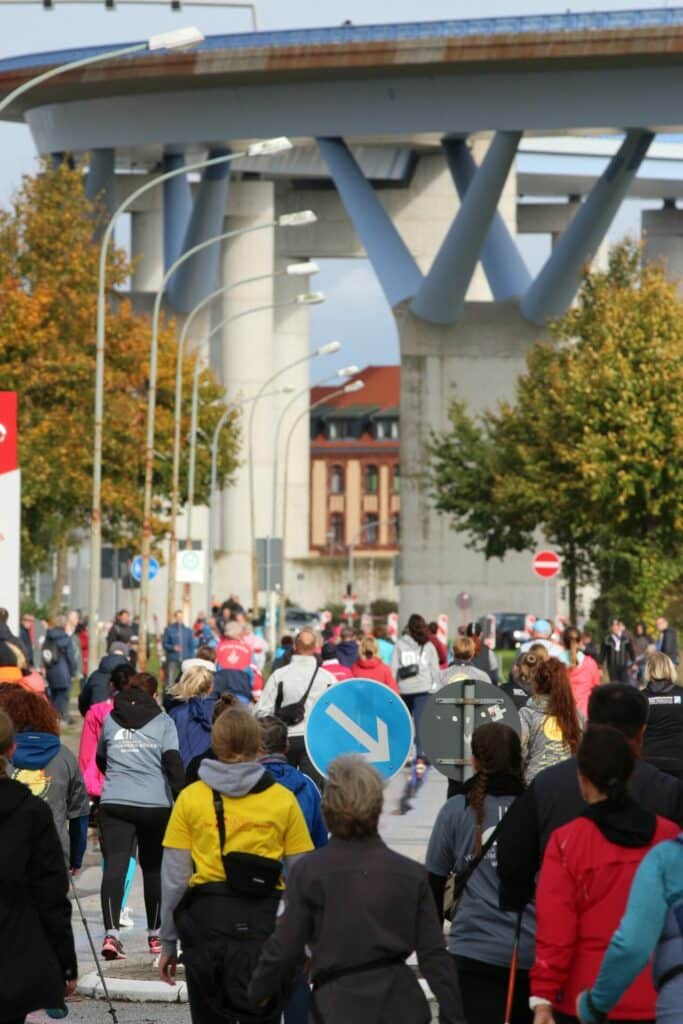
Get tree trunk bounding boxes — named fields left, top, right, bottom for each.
left=48, top=540, right=69, bottom=620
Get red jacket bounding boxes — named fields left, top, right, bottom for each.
left=533, top=811, right=679, bottom=1018
left=321, top=659, right=353, bottom=683
left=215, top=638, right=252, bottom=672
left=351, top=657, right=399, bottom=694
left=428, top=634, right=449, bottom=669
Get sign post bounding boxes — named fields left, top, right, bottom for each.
left=132, top=555, right=160, bottom=584
left=0, top=393, right=20, bottom=633
left=532, top=549, right=561, bottom=618
left=304, top=678, right=413, bottom=782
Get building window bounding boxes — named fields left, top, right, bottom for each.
left=329, top=513, right=344, bottom=547
left=364, top=513, right=379, bottom=545
left=375, top=419, right=399, bottom=440
left=392, top=514, right=400, bottom=546
left=365, top=464, right=379, bottom=494
left=392, top=465, right=400, bottom=493
left=327, top=419, right=350, bottom=440
left=330, top=464, right=344, bottom=494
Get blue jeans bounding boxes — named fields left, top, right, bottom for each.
left=284, top=971, right=310, bottom=1024
left=402, top=692, right=430, bottom=759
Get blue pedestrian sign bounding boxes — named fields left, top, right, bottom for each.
left=131, top=555, right=159, bottom=583
left=305, top=678, right=414, bottom=782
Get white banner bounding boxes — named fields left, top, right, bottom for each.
left=176, top=548, right=205, bottom=584
left=0, top=468, right=20, bottom=632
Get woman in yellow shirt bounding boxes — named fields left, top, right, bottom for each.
left=159, top=707, right=313, bottom=1024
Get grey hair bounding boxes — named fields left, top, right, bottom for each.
left=322, top=755, right=384, bottom=838
left=644, top=652, right=678, bottom=685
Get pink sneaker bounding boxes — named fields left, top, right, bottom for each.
left=148, top=935, right=162, bottom=956
left=101, top=935, right=126, bottom=961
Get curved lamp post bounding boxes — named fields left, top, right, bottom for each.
left=167, top=253, right=319, bottom=620
left=247, top=336, right=338, bottom=614
left=87, top=135, right=292, bottom=668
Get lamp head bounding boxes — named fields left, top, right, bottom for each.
left=280, top=386, right=297, bottom=395
left=286, top=262, right=319, bottom=276
left=148, top=27, right=205, bottom=51
left=297, top=292, right=325, bottom=306
left=278, top=210, right=317, bottom=227
left=337, top=365, right=360, bottom=377
left=343, top=380, right=365, bottom=394
left=316, top=340, right=342, bottom=355
left=248, top=138, right=293, bottom=157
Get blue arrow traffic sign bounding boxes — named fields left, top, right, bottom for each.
left=305, top=678, right=414, bottom=782
left=131, top=555, right=159, bottom=583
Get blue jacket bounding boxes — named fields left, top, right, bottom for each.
left=169, top=695, right=217, bottom=768
left=44, top=627, right=76, bottom=691
left=162, top=622, right=194, bottom=663
left=213, top=667, right=252, bottom=704
left=260, top=754, right=328, bottom=848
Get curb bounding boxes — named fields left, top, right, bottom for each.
left=77, top=974, right=188, bottom=1003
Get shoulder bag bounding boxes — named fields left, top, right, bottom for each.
left=275, top=663, right=320, bottom=726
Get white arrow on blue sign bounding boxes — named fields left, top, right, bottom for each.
left=304, top=678, right=414, bottom=782
left=131, top=555, right=159, bottom=583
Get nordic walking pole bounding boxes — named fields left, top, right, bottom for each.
left=70, top=878, right=119, bottom=1024
left=504, top=912, right=523, bottom=1024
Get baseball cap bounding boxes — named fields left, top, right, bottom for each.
left=533, top=619, right=552, bottom=637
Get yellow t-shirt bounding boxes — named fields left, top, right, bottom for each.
left=163, top=778, right=314, bottom=887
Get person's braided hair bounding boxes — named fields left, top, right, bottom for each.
left=469, top=723, right=524, bottom=856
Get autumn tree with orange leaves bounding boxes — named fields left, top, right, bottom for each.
left=0, top=161, right=239, bottom=608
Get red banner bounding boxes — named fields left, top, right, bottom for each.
left=0, top=392, right=17, bottom=477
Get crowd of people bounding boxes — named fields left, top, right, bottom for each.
left=1, top=598, right=683, bottom=1024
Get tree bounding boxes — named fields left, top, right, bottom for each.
left=428, top=241, right=683, bottom=627
left=0, top=161, right=239, bottom=610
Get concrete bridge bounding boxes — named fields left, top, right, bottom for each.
left=3, top=7, right=683, bottom=620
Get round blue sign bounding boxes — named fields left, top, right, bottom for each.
left=305, top=678, right=414, bottom=781
left=131, top=555, right=159, bottom=583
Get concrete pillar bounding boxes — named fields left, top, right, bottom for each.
left=162, top=151, right=192, bottom=272
left=444, top=137, right=531, bottom=301
left=85, top=148, right=116, bottom=219
left=167, top=149, right=231, bottom=313
left=212, top=179, right=275, bottom=604
left=130, top=209, right=163, bottom=293
left=642, top=202, right=683, bottom=293
left=522, top=131, right=654, bottom=325
left=272, top=253, right=312, bottom=558
left=410, top=131, right=522, bottom=324
left=517, top=199, right=580, bottom=242
left=397, top=299, right=552, bottom=619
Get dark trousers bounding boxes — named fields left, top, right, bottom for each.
left=402, top=692, right=430, bottom=758
left=165, top=659, right=182, bottom=689
left=49, top=685, right=71, bottom=721
left=555, top=1015, right=653, bottom=1024
left=283, top=971, right=311, bottom=1024
left=454, top=955, right=531, bottom=1024
left=99, top=802, right=170, bottom=931
left=287, top=734, right=324, bottom=790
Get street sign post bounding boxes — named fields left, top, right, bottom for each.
left=132, top=555, right=159, bottom=583
left=533, top=550, right=561, bottom=618
left=420, top=679, right=521, bottom=784
left=304, top=678, right=414, bottom=782
left=176, top=548, right=204, bottom=584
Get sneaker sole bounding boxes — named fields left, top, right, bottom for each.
left=101, top=948, right=126, bottom=961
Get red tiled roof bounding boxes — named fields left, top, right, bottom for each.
left=311, top=365, right=400, bottom=410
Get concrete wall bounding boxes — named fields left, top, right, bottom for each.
left=287, top=554, right=398, bottom=611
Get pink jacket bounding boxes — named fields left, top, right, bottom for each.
left=78, top=698, right=112, bottom=797
left=568, top=654, right=601, bottom=718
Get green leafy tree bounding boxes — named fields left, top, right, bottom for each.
left=429, top=241, right=683, bottom=627
left=0, top=161, right=239, bottom=611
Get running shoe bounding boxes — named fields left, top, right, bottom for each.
left=148, top=935, right=162, bottom=956
left=119, top=906, right=134, bottom=929
left=101, top=935, right=126, bottom=961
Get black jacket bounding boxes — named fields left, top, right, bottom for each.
left=78, top=652, right=127, bottom=716
left=0, top=778, right=77, bottom=1018
left=599, top=633, right=635, bottom=677
left=19, top=625, right=33, bottom=667
left=659, top=627, right=679, bottom=663
left=496, top=753, right=683, bottom=911
left=44, top=627, right=76, bottom=691
left=106, top=620, right=134, bottom=649
left=642, top=680, right=683, bottom=779
left=249, top=835, right=465, bottom=1024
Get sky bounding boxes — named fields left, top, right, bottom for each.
left=0, top=0, right=678, bottom=376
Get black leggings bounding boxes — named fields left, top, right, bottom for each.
left=287, top=735, right=324, bottom=790
left=99, top=803, right=170, bottom=931
left=453, top=954, right=531, bottom=1024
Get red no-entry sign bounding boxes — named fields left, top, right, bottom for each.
left=533, top=550, right=561, bottom=579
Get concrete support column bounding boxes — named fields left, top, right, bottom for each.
left=522, top=130, right=654, bottom=324
left=443, top=137, right=530, bottom=301
left=642, top=201, right=683, bottom=293
left=411, top=131, right=522, bottom=324
left=316, top=136, right=423, bottom=306
left=167, top=149, right=231, bottom=313
left=85, top=148, right=116, bottom=220
left=130, top=209, right=163, bottom=293
left=517, top=198, right=580, bottom=243
left=272, top=253, right=311, bottom=557
left=162, top=151, right=192, bottom=272
left=212, top=179, right=275, bottom=603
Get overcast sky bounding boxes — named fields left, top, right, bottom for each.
left=0, top=0, right=675, bottom=375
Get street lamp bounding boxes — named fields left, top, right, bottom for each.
left=270, top=365, right=360, bottom=538
left=0, top=27, right=205, bottom=115
left=207, top=387, right=295, bottom=614
left=347, top=514, right=400, bottom=603
left=167, top=254, right=319, bottom=619
left=247, top=335, right=336, bottom=614
left=87, top=135, right=292, bottom=669
left=277, top=379, right=365, bottom=643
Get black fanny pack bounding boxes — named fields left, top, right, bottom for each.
left=212, top=780, right=282, bottom=898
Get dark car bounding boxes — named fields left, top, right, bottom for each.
left=482, top=612, right=529, bottom=650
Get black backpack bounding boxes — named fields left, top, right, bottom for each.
left=41, top=636, right=62, bottom=670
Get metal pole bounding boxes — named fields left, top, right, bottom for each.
left=89, top=147, right=251, bottom=672
left=181, top=354, right=201, bottom=622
